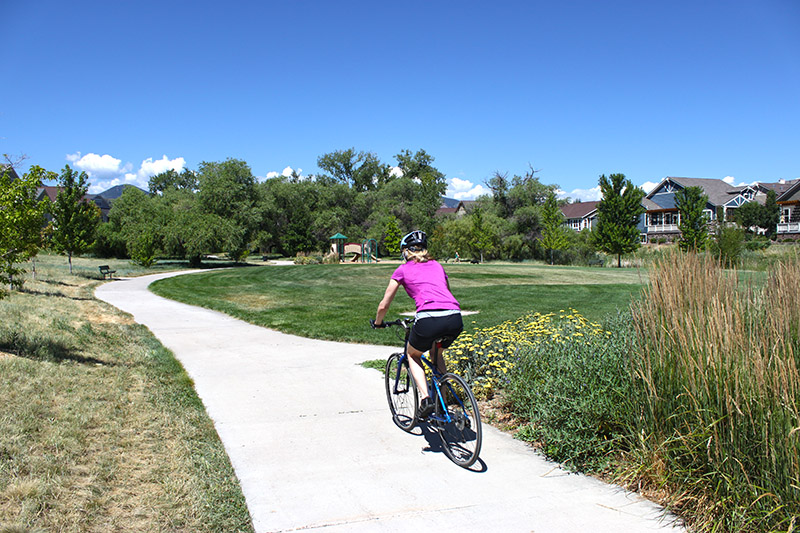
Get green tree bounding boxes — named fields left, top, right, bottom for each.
left=382, top=216, right=403, bottom=255
left=257, top=177, right=317, bottom=256
left=540, top=193, right=569, bottom=265
left=734, top=201, right=763, bottom=234
left=592, top=173, right=645, bottom=267
left=0, top=165, right=48, bottom=295
left=431, top=217, right=472, bottom=261
left=317, top=148, right=389, bottom=192
left=487, top=171, right=512, bottom=218
left=394, top=149, right=447, bottom=233
left=106, top=187, right=165, bottom=265
left=469, top=208, right=500, bottom=263
left=197, top=159, right=258, bottom=261
left=675, top=186, right=709, bottom=252
left=507, top=166, right=556, bottom=212
left=734, top=190, right=780, bottom=237
left=49, top=165, right=101, bottom=273
left=148, top=168, right=198, bottom=194
left=712, top=222, right=745, bottom=268
left=762, top=190, right=779, bottom=236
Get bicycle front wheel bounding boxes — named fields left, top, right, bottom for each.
left=435, top=373, right=482, bottom=467
left=385, top=353, right=418, bottom=432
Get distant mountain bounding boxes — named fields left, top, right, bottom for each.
left=440, top=196, right=460, bottom=209
left=93, top=184, right=149, bottom=199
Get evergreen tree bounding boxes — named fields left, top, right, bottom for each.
left=382, top=216, right=403, bottom=255
left=675, top=186, right=709, bottom=252
left=592, top=173, right=645, bottom=267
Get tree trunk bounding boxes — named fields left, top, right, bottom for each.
left=617, top=254, right=622, bottom=268
left=68, top=252, right=73, bottom=274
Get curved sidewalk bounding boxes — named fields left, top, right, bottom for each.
left=96, top=270, right=684, bottom=533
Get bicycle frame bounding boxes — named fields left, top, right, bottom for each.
left=390, top=319, right=467, bottom=426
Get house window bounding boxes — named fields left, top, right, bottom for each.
left=650, top=213, right=663, bottom=225
left=664, top=212, right=679, bottom=225
left=781, top=208, right=791, bottom=223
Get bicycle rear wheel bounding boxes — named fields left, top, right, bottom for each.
left=434, top=373, right=482, bottom=467
left=385, top=353, right=418, bottom=431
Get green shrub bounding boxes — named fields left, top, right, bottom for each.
left=504, top=313, right=635, bottom=472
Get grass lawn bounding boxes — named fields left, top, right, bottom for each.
left=150, top=261, right=646, bottom=344
left=0, top=254, right=253, bottom=532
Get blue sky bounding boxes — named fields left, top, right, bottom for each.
left=3, top=0, right=799, bottom=200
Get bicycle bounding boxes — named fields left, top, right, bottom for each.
left=371, top=317, right=482, bottom=467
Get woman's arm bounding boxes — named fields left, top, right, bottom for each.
left=375, top=279, right=401, bottom=325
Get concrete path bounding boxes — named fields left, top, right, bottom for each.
left=95, top=270, right=684, bottom=533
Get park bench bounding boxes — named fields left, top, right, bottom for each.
left=587, top=258, right=605, bottom=267
left=99, top=265, right=116, bottom=279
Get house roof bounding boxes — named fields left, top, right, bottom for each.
left=668, top=177, right=740, bottom=205
left=758, top=179, right=800, bottom=197
left=560, top=201, right=599, bottom=219
left=36, top=186, right=63, bottom=202
left=776, top=180, right=800, bottom=203
left=1, top=164, right=21, bottom=181
left=647, top=177, right=745, bottom=209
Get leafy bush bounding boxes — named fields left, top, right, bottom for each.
left=293, top=254, right=323, bottom=265
left=711, top=223, right=745, bottom=267
left=504, top=313, right=635, bottom=471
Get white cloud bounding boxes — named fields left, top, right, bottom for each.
left=447, top=177, right=489, bottom=200
left=640, top=181, right=659, bottom=194
left=265, top=171, right=280, bottom=179
left=138, top=155, right=185, bottom=179
left=389, top=166, right=404, bottom=178
left=68, top=152, right=185, bottom=194
left=67, top=152, right=131, bottom=180
left=557, top=186, right=602, bottom=202
left=282, top=166, right=293, bottom=177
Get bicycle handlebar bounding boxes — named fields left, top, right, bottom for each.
left=370, top=318, right=412, bottom=330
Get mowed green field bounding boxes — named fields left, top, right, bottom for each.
left=150, top=262, right=646, bottom=344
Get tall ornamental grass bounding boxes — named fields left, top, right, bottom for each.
left=629, top=251, right=799, bottom=531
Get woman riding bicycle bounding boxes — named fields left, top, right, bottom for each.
left=373, top=230, right=463, bottom=419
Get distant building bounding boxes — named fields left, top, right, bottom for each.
left=560, top=201, right=599, bottom=231
left=1, top=164, right=21, bottom=181
left=775, top=180, right=800, bottom=238
left=639, top=177, right=756, bottom=243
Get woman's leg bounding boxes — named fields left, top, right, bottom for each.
left=406, top=345, right=429, bottom=399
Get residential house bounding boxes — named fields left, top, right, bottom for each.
left=1, top=164, right=21, bottom=181
left=435, top=198, right=478, bottom=218
left=435, top=197, right=460, bottom=216
left=639, top=177, right=756, bottom=243
left=776, top=180, right=800, bottom=238
left=560, top=201, right=599, bottom=231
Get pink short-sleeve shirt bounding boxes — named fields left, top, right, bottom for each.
left=391, top=260, right=460, bottom=312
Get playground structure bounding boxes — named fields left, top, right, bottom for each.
left=329, top=234, right=379, bottom=263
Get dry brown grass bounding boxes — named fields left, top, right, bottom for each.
left=0, top=254, right=252, bottom=532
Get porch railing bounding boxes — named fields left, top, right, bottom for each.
left=777, top=222, right=800, bottom=234
left=646, top=224, right=679, bottom=233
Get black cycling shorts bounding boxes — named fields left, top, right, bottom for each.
left=408, top=313, right=463, bottom=353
